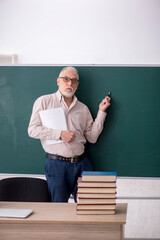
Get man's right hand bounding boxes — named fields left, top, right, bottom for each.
left=60, top=130, right=75, bottom=143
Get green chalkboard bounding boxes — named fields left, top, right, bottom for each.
left=0, top=66, right=160, bottom=177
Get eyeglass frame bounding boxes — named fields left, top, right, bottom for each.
left=59, top=76, right=79, bottom=84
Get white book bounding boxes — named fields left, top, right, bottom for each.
left=39, top=107, right=67, bottom=145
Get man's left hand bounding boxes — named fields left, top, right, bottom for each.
left=99, top=96, right=111, bottom=112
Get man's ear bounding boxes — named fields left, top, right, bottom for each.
left=57, top=78, right=60, bottom=86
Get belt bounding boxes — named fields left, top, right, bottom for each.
left=45, top=153, right=84, bottom=163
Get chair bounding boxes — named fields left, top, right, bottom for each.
left=0, top=177, right=51, bottom=202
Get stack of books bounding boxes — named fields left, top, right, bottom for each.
left=77, top=171, right=117, bottom=215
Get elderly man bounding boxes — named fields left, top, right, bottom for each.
left=28, top=66, right=111, bottom=202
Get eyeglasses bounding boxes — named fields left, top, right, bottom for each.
left=59, top=76, right=79, bottom=84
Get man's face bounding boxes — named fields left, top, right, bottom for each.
left=57, top=69, right=79, bottom=98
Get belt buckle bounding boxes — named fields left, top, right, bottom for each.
left=71, top=157, right=76, bottom=163
left=71, top=157, right=74, bottom=163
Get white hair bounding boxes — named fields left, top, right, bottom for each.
left=59, top=66, right=79, bottom=79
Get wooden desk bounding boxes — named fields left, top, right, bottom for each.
left=0, top=202, right=127, bottom=240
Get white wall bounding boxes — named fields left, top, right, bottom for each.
left=0, top=0, right=160, bottom=64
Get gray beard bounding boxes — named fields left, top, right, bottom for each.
left=60, top=87, right=76, bottom=98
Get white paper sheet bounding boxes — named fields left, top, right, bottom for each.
left=39, top=107, right=67, bottom=145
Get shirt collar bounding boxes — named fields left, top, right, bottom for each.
left=56, top=90, right=63, bottom=101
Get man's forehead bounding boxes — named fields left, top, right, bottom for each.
left=60, top=69, right=78, bottom=78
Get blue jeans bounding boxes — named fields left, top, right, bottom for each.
left=45, top=155, right=92, bottom=202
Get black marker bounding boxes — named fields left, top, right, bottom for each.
left=107, top=92, right=111, bottom=99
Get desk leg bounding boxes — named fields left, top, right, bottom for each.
left=120, top=225, right=124, bottom=240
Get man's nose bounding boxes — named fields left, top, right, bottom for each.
left=67, top=80, right=72, bottom=85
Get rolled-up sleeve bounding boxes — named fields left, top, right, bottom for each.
left=84, top=107, right=107, bottom=143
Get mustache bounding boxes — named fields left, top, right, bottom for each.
left=64, top=86, right=74, bottom=91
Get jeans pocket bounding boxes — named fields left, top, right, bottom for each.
left=45, top=158, right=55, bottom=178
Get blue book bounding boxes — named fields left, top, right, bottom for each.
left=82, top=171, right=117, bottom=176
left=82, top=171, right=117, bottom=182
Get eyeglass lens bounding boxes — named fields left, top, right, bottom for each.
left=60, top=77, right=78, bottom=83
